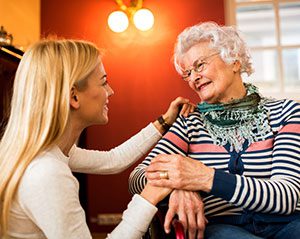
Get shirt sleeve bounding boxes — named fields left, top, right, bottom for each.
left=129, top=115, right=190, bottom=194
left=107, top=194, right=157, bottom=239
left=211, top=100, right=300, bottom=215
left=18, top=157, right=92, bottom=239
left=69, top=123, right=161, bottom=174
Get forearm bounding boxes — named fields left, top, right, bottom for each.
left=107, top=195, right=157, bottom=239
left=69, top=123, right=161, bottom=174
left=129, top=116, right=190, bottom=194
left=129, top=164, right=148, bottom=194
left=211, top=169, right=299, bottom=214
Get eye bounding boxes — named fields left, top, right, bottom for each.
left=102, top=80, right=108, bottom=86
left=195, top=62, right=205, bottom=72
left=182, top=70, right=191, bottom=78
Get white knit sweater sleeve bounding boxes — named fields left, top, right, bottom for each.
left=107, top=194, right=158, bottom=239
left=69, top=123, right=161, bottom=174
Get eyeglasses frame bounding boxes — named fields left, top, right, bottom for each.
left=181, top=52, right=220, bottom=81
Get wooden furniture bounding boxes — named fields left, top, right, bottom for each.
left=0, top=45, right=23, bottom=136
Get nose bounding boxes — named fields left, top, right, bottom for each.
left=106, top=84, right=114, bottom=97
left=189, top=71, right=201, bottom=83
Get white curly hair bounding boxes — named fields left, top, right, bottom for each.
left=173, top=21, right=254, bottom=76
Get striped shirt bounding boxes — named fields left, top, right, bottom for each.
left=129, top=98, right=300, bottom=221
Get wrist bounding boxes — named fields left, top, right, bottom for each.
left=153, top=115, right=172, bottom=135
left=140, top=185, right=162, bottom=205
left=157, top=115, right=171, bottom=131
left=203, top=167, right=215, bottom=193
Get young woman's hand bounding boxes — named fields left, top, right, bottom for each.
left=163, top=97, right=196, bottom=125
left=140, top=183, right=172, bottom=206
left=153, top=97, right=195, bottom=134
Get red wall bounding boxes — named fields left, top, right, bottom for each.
left=41, top=0, right=224, bottom=232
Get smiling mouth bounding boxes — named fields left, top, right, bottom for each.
left=198, top=82, right=211, bottom=90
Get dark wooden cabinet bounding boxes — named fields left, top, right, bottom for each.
left=0, top=45, right=23, bottom=136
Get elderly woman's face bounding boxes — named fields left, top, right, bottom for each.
left=180, top=41, right=243, bottom=104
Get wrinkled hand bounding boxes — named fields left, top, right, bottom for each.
left=164, top=190, right=207, bottom=239
left=163, top=97, right=196, bottom=125
left=146, top=154, right=215, bottom=192
left=140, top=184, right=172, bottom=206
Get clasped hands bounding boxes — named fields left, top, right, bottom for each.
left=145, top=155, right=215, bottom=239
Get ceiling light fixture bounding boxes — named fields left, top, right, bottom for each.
left=108, top=0, right=154, bottom=33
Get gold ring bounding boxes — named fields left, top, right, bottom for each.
left=159, top=171, right=169, bottom=180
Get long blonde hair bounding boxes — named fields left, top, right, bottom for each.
left=0, top=39, right=100, bottom=234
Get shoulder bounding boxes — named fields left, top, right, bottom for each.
left=176, top=111, right=203, bottom=124
left=263, top=97, right=300, bottom=116
left=28, top=150, right=69, bottom=178
left=263, top=98, right=300, bottom=129
left=19, top=148, right=75, bottom=195
left=264, top=97, right=299, bottom=108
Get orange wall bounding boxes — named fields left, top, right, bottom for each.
left=41, top=0, right=224, bottom=232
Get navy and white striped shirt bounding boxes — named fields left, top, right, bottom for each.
left=129, top=98, right=300, bottom=221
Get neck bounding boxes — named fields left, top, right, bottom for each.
left=57, top=118, right=83, bottom=156
left=219, top=79, right=247, bottom=104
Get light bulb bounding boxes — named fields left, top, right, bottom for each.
left=133, top=8, right=154, bottom=31
left=107, top=10, right=129, bottom=33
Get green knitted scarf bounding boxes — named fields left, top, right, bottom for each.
left=197, top=83, right=271, bottom=152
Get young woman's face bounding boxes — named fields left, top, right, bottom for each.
left=77, top=62, right=114, bottom=126
left=180, top=41, right=242, bottom=104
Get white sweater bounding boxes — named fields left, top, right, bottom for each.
left=8, top=123, right=160, bottom=239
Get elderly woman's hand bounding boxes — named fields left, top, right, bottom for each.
left=164, top=189, right=207, bottom=239
left=145, top=154, right=215, bottom=192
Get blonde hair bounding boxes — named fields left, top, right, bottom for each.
left=0, top=39, right=100, bottom=235
left=173, top=21, right=254, bottom=76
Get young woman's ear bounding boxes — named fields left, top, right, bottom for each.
left=233, top=60, right=241, bottom=73
left=70, top=87, right=80, bottom=109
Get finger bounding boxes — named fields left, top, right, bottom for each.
left=151, top=154, right=172, bottom=164
left=145, top=171, right=162, bottom=180
left=190, top=103, right=196, bottom=112
left=147, top=179, right=172, bottom=188
left=146, top=163, right=170, bottom=173
left=174, top=97, right=189, bottom=107
left=179, top=103, right=189, bottom=116
left=187, top=211, right=197, bottom=239
left=181, top=103, right=196, bottom=117
left=177, top=211, right=188, bottom=235
left=182, top=104, right=192, bottom=117
left=196, top=213, right=206, bottom=239
left=164, top=208, right=176, bottom=234
left=146, top=169, right=173, bottom=181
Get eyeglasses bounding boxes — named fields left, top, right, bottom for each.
left=181, top=52, right=219, bottom=81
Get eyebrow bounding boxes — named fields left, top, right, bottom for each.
left=193, top=57, right=205, bottom=65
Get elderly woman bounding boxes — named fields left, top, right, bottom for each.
left=129, top=22, right=300, bottom=239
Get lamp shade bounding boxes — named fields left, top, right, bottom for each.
left=133, top=8, right=154, bottom=31
left=107, top=10, right=129, bottom=33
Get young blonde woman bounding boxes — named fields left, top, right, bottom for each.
left=0, top=39, right=194, bottom=238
